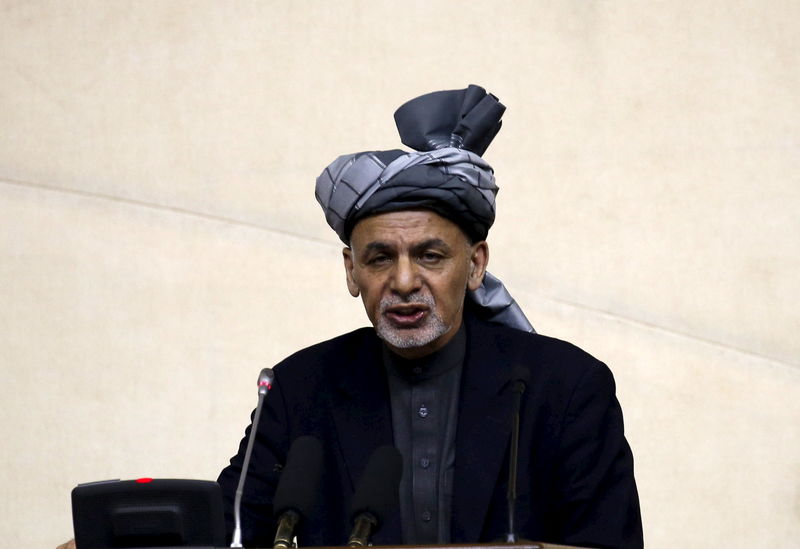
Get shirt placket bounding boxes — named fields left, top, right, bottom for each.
left=411, top=381, right=439, bottom=543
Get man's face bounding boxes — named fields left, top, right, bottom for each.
left=343, top=210, right=488, bottom=359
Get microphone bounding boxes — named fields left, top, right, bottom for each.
left=272, top=436, right=324, bottom=549
left=347, top=446, right=403, bottom=547
left=231, top=368, right=275, bottom=548
left=505, top=366, right=529, bottom=543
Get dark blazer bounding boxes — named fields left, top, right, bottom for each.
left=217, top=311, right=643, bottom=548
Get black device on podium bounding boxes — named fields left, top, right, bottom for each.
left=71, top=478, right=226, bottom=549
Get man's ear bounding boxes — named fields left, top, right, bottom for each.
left=467, top=241, right=489, bottom=291
left=342, top=247, right=360, bottom=297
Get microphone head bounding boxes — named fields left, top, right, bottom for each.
left=258, top=368, right=275, bottom=396
left=511, top=364, right=530, bottom=393
left=348, top=445, right=403, bottom=529
left=272, top=435, right=324, bottom=519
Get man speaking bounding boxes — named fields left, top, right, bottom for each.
left=217, top=85, right=643, bottom=548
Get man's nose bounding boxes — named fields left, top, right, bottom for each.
left=390, top=257, right=422, bottom=295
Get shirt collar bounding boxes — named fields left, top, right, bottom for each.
left=382, top=323, right=467, bottom=382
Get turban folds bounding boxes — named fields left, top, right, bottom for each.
left=315, top=85, right=534, bottom=333
left=318, top=147, right=497, bottom=244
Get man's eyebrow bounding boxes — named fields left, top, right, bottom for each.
left=362, top=241, right=393, bottom=254
left=360, top=239, right=452, bottom=255
left=411, top=238, right=452, bottom=253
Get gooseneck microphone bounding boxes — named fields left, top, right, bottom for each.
left=505, top=366, right=529, bottom=543
left=347, top=445, right=403, bottom=547
left=272, top=436, right=324, bottom=549
left=231, top=368, right=275, bottom=548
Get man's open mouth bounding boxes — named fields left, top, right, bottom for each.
left=384, top=305, right=428, bottom=327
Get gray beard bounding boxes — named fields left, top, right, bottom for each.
left=374, top=293, right=450, bottom=349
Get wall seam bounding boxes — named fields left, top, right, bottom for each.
left=0, top=176, right=334, bottom=247
left=515, top=288, right=799, bottom=371
left=3, top=176, right=796, bottom=371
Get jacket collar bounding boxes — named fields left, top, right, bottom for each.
left=451, top=312, right=517, bottom=541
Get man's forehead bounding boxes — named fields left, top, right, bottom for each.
left=349, top=209, right=468, bottom=247
left=362, top=238, right=452, bottom=255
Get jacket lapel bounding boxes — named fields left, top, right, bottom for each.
left=451, top=316, right=515, bottom=542
left=328, top=331, right=398, bottom=541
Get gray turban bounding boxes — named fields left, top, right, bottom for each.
left=315, top=85, right=534, bottom=333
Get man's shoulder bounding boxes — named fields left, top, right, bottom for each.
left=272, top=326, right=379, bottom=375
left=472, top=314, right=602, bottom=358
left=471, top=318, right=621, bottom=418
left=469, top=315, right=610, bottom=382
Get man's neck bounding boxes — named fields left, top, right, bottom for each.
left=383, top=323, right=467, bottom=381
left=384, top=315, right=465, bottom=360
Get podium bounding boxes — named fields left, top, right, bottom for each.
left=253, top=541, right=586, bottom=549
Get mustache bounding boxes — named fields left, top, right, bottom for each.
left=379, top=293, right=435, bottom=312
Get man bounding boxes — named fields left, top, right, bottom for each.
left=217, top=85, right=643, bottom=548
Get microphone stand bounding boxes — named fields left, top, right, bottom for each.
left=505, top=378, right=526, bottom=543
left=231, top=368, right=275, bottom=548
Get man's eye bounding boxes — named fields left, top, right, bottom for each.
left=367, top=255, right=391, bottom=265
left=420, top=252, right=444, bottom=263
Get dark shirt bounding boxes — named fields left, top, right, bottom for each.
left=383, top=325, right=465, bottom=545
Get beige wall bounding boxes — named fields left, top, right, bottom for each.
left=1, top=1, right=798, bottom=547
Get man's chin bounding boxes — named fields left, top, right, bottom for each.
left=375, top=322, right=450, bottom=357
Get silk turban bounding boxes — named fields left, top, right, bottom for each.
left=315, top=85, right=534, bottom=333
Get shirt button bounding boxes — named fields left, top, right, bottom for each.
left=418, top=405, right=429, bottom=418
left=419, top=458, right=430, bottom=469
left=421, top=510, right=432, bottom=522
